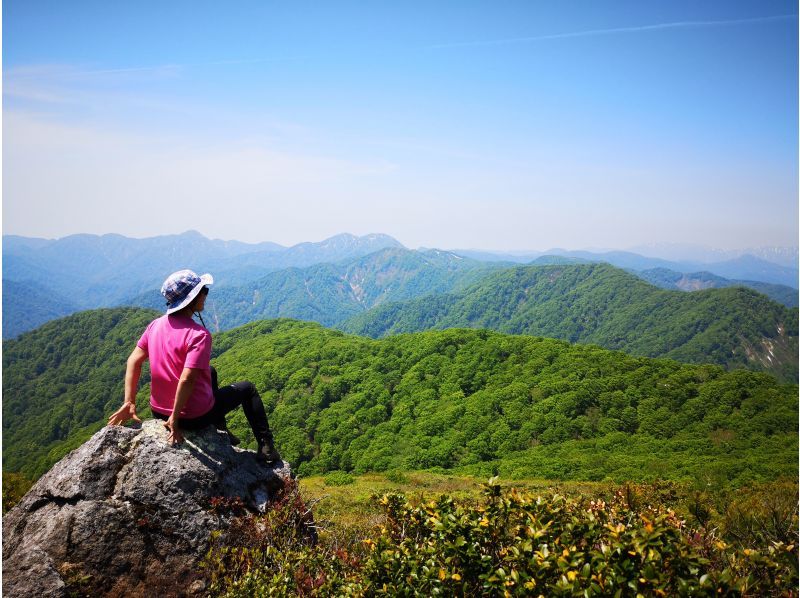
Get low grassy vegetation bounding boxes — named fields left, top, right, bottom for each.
left=203, top=473, right=798, bottom=596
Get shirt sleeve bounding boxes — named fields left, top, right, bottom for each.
left=136, top=321, right=153, bottom=353
left=184, top=329, right=212, bottom=369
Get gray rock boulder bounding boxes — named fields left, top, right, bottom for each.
left=3, top=419, right=291, bottom=597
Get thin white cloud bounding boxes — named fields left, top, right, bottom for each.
left=4, top=56, right=298, bottom=81
left=69, top=57, right=298, bottom=76
left=73, top=64, right=185, bottom=76
left=5, top=63, right=181, bottom=80
left=428, top=14, right=797, bottom=49
left=4, top=63, right=184, bottom=107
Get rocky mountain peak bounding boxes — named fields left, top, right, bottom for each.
left=3, top=419, right=291, bottom=597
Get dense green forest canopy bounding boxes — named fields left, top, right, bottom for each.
left=214, top=320, right=797, bottom=486
left=2, top=308, right=158, bottom=476
left=341, top=263, right=799, bottom=382
left=4, top=310, right=797, bottom=488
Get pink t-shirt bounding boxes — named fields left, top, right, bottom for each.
left=137, top=314, right=214, bottom=419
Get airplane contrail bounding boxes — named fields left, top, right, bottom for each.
left=427, top=13, right=797, bottom=49
left=9, top=13, right=795, bottom=79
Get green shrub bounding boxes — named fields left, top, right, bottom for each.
left=324, top=471, right=355, bottom=487
left=384, top=470, right=409, bottom=484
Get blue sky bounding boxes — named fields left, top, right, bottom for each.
left=3, top=0, right=797, bottom=251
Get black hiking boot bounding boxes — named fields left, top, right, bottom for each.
left=256, top=440, right=281, bottom=464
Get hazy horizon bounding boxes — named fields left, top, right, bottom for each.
left=4, top=229, right=797, bottom=262
left=4, top=1, right=798, bottom=251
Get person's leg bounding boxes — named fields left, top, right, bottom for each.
left=213, top=381, right=280, bottom=463
left=208, top=366, right=241, bottom=445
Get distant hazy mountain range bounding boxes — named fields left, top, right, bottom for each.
left=453, top=248, right=799, bottom=288
left=626, top=243, right=799, bottom=268
left=635, top=268, right=798, bottom=308
left=2, top=231, right=403, bottom=337
left=3, top=230, right=401, bottom=307
left=3, top=231, right=797, bottom=339
left=128, top=247, right=506, bottom=330
left=2, top=279, right=78, bottom=338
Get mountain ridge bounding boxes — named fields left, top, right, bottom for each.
left=341, top=263, right=798, bottom=381
left=4, top=232, right=796, bottom=339
left=635, top=267, right=798, bottom=307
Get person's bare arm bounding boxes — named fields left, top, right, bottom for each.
left=164, top=367, right=202, bottom=445
left=108, top=347, right=147, bottom=426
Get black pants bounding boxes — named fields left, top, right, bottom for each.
left=152, top=367, right=273, bottom=444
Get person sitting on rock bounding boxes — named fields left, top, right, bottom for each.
left=108, top=269, right=281, bottom=464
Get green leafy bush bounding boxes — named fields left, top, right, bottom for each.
left=324, top=471, right=356, bottom=487
left=203, top=479, right=362, bottom=596
left=384, top=470, right=409, bottom=484
left=202, top=480, right=798, bottom=596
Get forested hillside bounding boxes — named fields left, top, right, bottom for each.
left=5, top=312, right=797, bottom=487
left=2, top=308, right=158, bottom=476
left=454, top=247, right=800, bottom=287
left=211, top=248, right=503, bottom=329
left=342, top=263, right=799, bottom=381
left=217, top=320, right=797, bottom=484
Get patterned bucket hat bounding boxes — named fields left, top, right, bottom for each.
left=161, top=270, right=214, bottom=314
